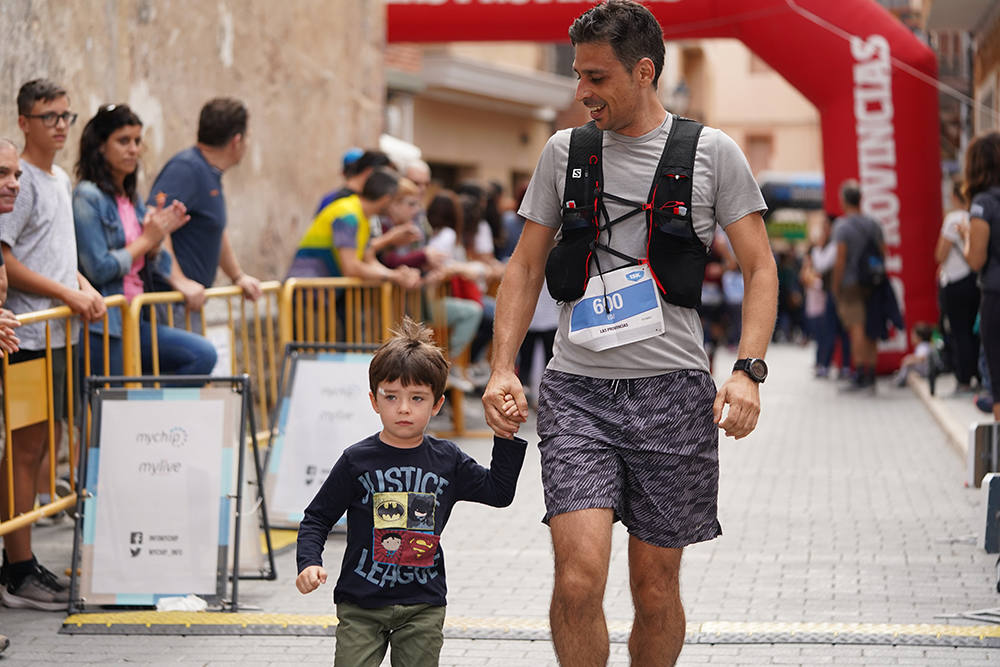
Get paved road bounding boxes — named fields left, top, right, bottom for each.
left=3, top=344, right=999, bottom=665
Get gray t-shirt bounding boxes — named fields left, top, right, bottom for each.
left=831, top=213, right=884, bottom=290
left=0, top=160, right=78, bottom=349
left=519, top=114, right=766, bottom=378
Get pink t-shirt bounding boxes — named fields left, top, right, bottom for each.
left=116, top=195, right=146, bottom=302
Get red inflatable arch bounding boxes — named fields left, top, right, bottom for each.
left=388, top=0, right=941, bottom=366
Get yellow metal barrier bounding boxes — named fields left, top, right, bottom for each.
left=278, top=278, right=481, bottom=436
left=125, top=282, right=283, bottom=436
left=0, top=295, right=127, bottom=537
left=278, top=277, right=396, bottom=346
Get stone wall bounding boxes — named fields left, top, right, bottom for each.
left=0, top=0, right=385, bottom=281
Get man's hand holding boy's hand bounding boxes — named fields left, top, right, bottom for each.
left=296, top=565, right=327, bottom=594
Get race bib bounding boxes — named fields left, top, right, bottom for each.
left=568, top=263, right=664, bottom=352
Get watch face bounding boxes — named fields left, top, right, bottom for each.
left=750, top=359, right=767, bottom=381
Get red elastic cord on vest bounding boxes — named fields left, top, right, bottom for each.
left=639, top=257, right=668, bottom=296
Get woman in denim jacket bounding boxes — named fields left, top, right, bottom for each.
left=73, top=104, right=216, bottom=376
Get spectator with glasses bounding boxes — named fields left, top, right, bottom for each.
left=73, top=103, right=217, bottom=378
left=0, top=79, right=105, bottom=612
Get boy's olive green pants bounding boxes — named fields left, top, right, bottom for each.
left=334, top=601, right=445, bottom=667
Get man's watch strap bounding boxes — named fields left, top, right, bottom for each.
left=733, top=357, right=767, bottom=383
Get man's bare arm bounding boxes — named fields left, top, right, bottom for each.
left=483, top=220, right=557, bottom=437
left=713, top=212, right=777, bottom=439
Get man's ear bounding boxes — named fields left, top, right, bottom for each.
left=432, top=395, right=446, bottom=416
left=228, top=133, right=244, bottom=157
left=636, top=57, right=655, bottom=86
left=369, top=391, right=380, bottom=413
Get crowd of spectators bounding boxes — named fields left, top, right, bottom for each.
left=285, top=145, right=534, bottom=391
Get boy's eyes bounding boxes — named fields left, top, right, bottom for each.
left=382, top=393, right=428, bottom=402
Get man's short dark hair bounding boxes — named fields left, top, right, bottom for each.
left=197, top=97, right=248, bottom=147
left=345, top=150, right=392, bottom=178
left=369, top=316, right=449, bottom=401
left=17, top=79, right=68, bottom=115
left=840, top=179, right=862, bottom=208
left=569, top=0, right=665, bottom=88
left=360, top=167, right=400, bottom=201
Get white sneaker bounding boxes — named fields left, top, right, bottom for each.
left=446, top=369, right=475, bottom=393
left=465, top=362, right=492, bottom=386
left=55, top=477, right=76, bottom=519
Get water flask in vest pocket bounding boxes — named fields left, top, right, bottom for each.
left=546, top=206, right=595, bottom=302
left=647, top=212, right=709, bottom=309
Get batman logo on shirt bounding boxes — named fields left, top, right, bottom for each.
left=376, top=500, right=404, bottom=521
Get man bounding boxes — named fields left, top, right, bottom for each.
left=831, top=179, right=885, bottom=392
left=288, top=167, right=420, bottom=288
left=0, top=139, right=23, bottom=356
left=314, top=148, right=393, bottom=215
left=147, top=97, right=262, bottom=316
left=0, top=79, right=105, bottom=611
left=403, top=159, right=431, bottom=200
left=481, top=3, right=778, bottom=665
left=0, top=138, right=21, bottom=655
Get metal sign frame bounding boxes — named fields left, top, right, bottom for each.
left=69, top=375, right=273, bottom=613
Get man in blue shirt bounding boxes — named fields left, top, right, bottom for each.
left=147, top=98, right=262, bottom=313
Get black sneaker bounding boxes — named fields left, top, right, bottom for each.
left=2, top=568, right=69, bottom=611
left=34, top=561, right=71, bottom=590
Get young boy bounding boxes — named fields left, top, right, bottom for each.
left=295, top=317, right=526, bottom=666
left=0, top=79, right=105, bottom=610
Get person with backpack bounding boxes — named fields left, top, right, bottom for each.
left=831, top=179, right=885, bottom=392
left=480, top=2, right=778, bottom=664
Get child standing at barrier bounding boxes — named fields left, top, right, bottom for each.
left=0, top=80, right=106, bottom=611
left=295, top=317, right=526, bottom=666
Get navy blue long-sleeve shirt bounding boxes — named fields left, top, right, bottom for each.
left=296, top=433, right=527, bottom=609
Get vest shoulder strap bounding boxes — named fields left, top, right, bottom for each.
left=648, top=116, right=704, bottom=225
left=563, top=121, right=603, bottom=223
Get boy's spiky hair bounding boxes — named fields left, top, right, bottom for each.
left=369, top=316, right=449, bottom=401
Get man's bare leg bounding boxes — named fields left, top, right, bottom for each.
left=628, top=537, right=685, bottom=666
left=549, top=508, right=613, bottom=666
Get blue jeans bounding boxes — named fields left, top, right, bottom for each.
left=817, top=292, right=851, bottom=369
left=83, top=320, right=217, bottom=378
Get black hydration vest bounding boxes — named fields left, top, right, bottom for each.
left=544, top=115, right=708, bottom=309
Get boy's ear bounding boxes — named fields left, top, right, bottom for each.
left=431, top=395, right=446, bottom=416
left=369, top=391, right=379, bottom=413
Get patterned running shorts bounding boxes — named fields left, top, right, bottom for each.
left=536, top=368, right=722, bottom=548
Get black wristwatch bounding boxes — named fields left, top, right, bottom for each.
left=733, top=358, right=768, bottom=383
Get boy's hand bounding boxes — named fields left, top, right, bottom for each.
left=483, top=369, right=528, bottom=439
left=296, top=565, right=327, bottom=594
